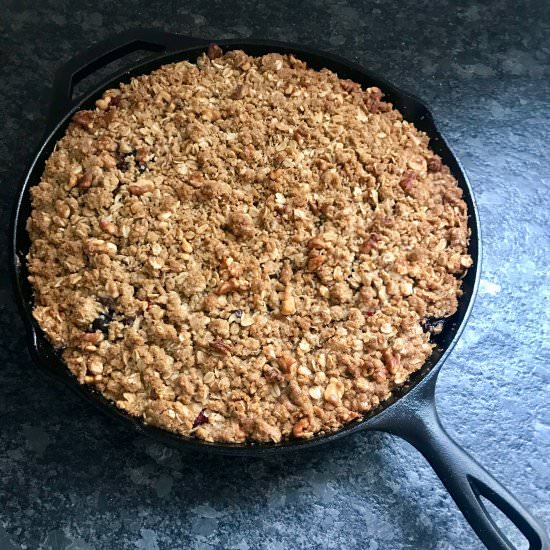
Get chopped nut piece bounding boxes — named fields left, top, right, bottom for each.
left=278, top=353, right=296, bottom=373
left=188, top=171, right=204, bottom=188
left=460, top=255, right=473, bottom=268
left=230, top=85, right=245, bottom=100
left=293, top=128, right=307, bottom=144
left=399, top=171, right=416, bottom=193
left=216, top=278, right=239, bottom=295
left=77, top=171, right=94, bottom=190
left=307, top=236, right=328, bottom=250
left=360, top=233, right=381, bottom=253
left=307, top=254, right=326, bottom=271
left=129, top=179, right=155, bottom=195
left=292, top=418, right=311, bottom=438
left=427, top=156, right=443, bottom=173
left=324, top=379, right=345, bottom=405
left=135, top=147, right=148, bottom=162
left=341, top=79, right=360, bottom=93
left=99, top=218, right=117, bottom=235
left=96, top=97, right=111, bottom=111
left=55, top=200, right=71, bottom=219
left=66, top=172, right=80, bottom=190
left=81, top=332, right=104, bottom=344
left=200, top=108, right=220, bottom=122
left=85, top=239, right=117, bottom=256
left=364, top=87, right=383, bottom=113
left=383, top=350, right=401, bottom=374
left=72, top=110, right=94, bottom=129
left=279, top=263, right=293, bottom=284
left=88, top=360, right=104, bottom=375
left=263, top=365, right=284, bottom=383
left=209, top=340, right=232, bottom=356
left=280, top=287, right=296, bottom=316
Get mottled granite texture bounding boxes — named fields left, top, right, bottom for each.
left=0, top=0, right=549, bottom=548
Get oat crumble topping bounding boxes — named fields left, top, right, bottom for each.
left=27, top=48, right=471, bottom=443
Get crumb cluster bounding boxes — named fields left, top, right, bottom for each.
left=27, top=48, right=471, bottom=443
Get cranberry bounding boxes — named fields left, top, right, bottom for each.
left=422, top=317, right=445, bottom=334
left=207, top=44, right=223, bottom=60
left=91, top=310, right=113, bottom=335
left=192, top=409, right=209, bottom=428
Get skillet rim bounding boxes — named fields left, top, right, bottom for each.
left=11, top=36, right=482, bottom=456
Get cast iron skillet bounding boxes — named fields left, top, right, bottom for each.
left=11, top=29, right=549, bottom=550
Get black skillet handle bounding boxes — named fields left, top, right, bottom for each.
left=46, top=28, right=209, bottom=131
left=370, top=374, right=549, bottom=550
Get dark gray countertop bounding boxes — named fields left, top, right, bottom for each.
left=0, top=1, right=548, bottom=549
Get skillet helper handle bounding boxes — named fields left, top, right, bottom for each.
left=376, top=376, right=549, bottom=550
left=46, top=29, right=209, bottom=131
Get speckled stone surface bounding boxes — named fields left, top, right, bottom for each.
left=0, top=1, right=549, bottom=549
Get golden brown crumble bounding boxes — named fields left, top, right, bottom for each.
left=27, top=49, right=471, bottom=443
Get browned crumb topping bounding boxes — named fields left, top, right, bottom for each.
left=27, top=49, right=471, bottom=443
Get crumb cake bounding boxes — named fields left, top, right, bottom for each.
left=27, top=46, right=471, bottom=443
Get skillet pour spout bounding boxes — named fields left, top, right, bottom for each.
left=11, top=29, right=549, bottom=550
